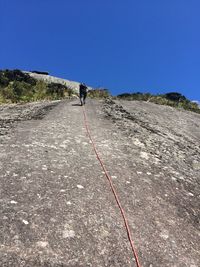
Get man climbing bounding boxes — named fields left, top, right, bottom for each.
left=79, top=83, right=88, bottom=105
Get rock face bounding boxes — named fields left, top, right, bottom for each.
left=0, top=101, right=61, bottom=138
left=104, top=99, right=200, bottom=172
left=0, top=98, right=199, bottom=266
left=103, top=99, right=200, bottom=227
left=23, top=71, right=93, bottom=93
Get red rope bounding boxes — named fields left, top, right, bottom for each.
left=82, top=106, right=142, bottom=267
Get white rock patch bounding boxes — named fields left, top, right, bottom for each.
left=133, top=138, right=145, bottom=148
left=42, top=165, right=48, bottom=170
left=63, top=230, right=75, bottom=238
left=36, top=241, right=48, bottom=248
left=160, top=229, right=169, bottom=240
left=10, top=200, right=18, bottom=204
left=22, top=219, right=29, bottom=225
left=140, top=151, right=149, bottom=160
left=77, top=184, right=84, bottom=189
left=63, top=223, right=75, bottom=239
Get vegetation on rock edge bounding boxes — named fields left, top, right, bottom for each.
left=0, top=69, right=73, bottom=103
left=117, top=92, right=200, bottom=114
left=1, top=69, right=199, bottom=114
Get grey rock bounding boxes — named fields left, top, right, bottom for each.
left=23, top=71, right=93, bottom=93
left=0, top=99, right=199, bottom=266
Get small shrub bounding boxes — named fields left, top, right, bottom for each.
left=0, top=91, right=5, bottom=103
left=0, top=72, right=9, bottom=87
left=1, top=83, right=16, bottom=102
left=47, top=83, right=65, bottom=99
left=164, top=92, right=186, bottom=102
left=1, top=69, right=36, bottom=85
left=33, top=81, right=48, bottom=100
left=64, top=88, right=73, bottom=97
left=88, top=88, right=110, bottom=98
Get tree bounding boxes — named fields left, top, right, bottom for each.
left=165, top=92, right=186, bottom=102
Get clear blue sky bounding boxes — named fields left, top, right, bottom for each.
left=1, top=0, right=200, bottom=100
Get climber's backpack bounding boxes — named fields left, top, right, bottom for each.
left=80, top=83, right=87, bottom=93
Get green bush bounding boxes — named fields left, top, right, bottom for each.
left=164, top=92, right=186, bottom=102
left=117, top=92, right=151, bottom=101
left=47, top=83, right=65, bottom=99
left=65, top=88, right=73, bottom=97
left=1, top=83, right=16, bottom=102
left=0, top=69, right=36, bottom=85
left=0, top=73, right=9, bottom=87
left=0, top=81, right=32, bottom=103
left=33, top=81, right=48, bottom=100
left=0, top=93, right=5, bottom=103
left=88, top=88, right=110, bottom=98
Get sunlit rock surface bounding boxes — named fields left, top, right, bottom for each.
left=0, top=99, right=199, bottom=266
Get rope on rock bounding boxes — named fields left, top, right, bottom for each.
left=82, top=105, right=142, bottom=267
